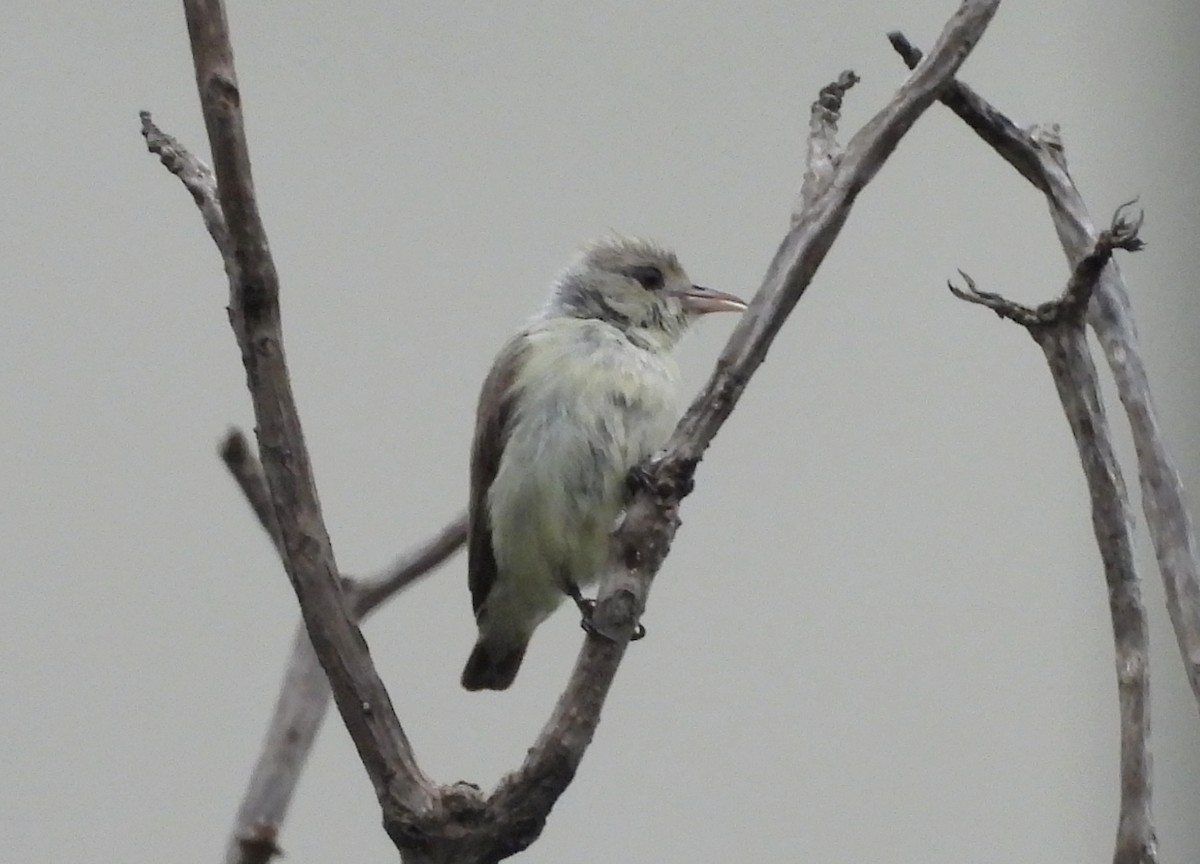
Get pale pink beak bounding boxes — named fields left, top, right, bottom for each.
left=671, top=285, right=748, bottom=315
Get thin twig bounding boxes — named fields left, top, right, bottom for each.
left=890, top=30, right=1200, bottom=713
left=663, top=1, right=999, bottom=468
left=949, top=206, right=1145, bottom=326
left=950, top=218, right=1157, bottom=864
left=219, top=428, right=282, bottom=555
left=225, top=623, right=323, bottom=864
left=352, top=515, right=468, bottom=617
left=140, top=110, right=231, bottom=263
left=218, top=424, right=467, bottom=611
left=797, top=70, right=860, bottom=218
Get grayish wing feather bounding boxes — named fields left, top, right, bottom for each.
left=468, top=335, right=528, bottom=616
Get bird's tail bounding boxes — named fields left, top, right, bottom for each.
left=461, top=633, right=529, bottom=691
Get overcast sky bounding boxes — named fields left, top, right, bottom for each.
left=3, top=2, right=1199, bottom=862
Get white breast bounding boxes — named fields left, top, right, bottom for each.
left=485, top=318, right=680, bottom=627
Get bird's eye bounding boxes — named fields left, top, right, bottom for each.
left=629, top=265, right=664, bottom=290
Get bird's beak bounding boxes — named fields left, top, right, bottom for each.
left=672, top=285, right=749, bottom=315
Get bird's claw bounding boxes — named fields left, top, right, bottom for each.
left=626, top=459, right=696, bottom=500
left=575, top=596, right=646, bottom=641
left=575, top=597, right=599, bottom=635
left=626, top=463, right=655, bottom=497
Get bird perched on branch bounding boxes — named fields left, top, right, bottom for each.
left=461, top=236, right=747, bottom=691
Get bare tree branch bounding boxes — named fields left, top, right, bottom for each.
left=225, top=623, right=320, bottom=864
left=221, top=507, right=466, bottom=864
left=215, top=429, right=317, bottom=864
left=216, top=427, right=466, bottom=864
left=891, top=30, right=1200, bottom=713
left=352, top=516, right=468, bottom=617
left=797, top=70, right=860, bottom=218
left=660, top=2, right=998, bottom=472
left=178, top=0, right=440, bottom=845
left=487, top=1, right=1003, bottom=850
left=219, top=428, right=283, bottom=555
left=950, top=215, right=1157, bottom=864
left=949, top=209, right=1145, bottom=325
left=147, top=1, right=1001, bottom=859
left=140, top=110, right=231, bottom=262
left=144, top=111, right=472, bottom=861
left=218, top=425, right=467, bottom=612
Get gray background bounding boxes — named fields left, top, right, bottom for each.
left=3, top=2, right=1198, bottom=862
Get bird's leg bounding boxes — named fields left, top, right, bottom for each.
left=565, top=581, right=597, bottom=631
left=565, top=581, right=646, bottom=641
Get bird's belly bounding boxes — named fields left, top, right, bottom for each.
left=489, top=417, right=629, bottom=592
left=487, top=386, right=676, bottom=620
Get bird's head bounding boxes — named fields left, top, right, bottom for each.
left=545, top=235, right=747, bottom=351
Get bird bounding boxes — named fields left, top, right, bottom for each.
left=461, top=236, right=747, bottom=691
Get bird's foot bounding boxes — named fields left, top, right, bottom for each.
left=569, top=587, right=646, bottom=641
left=566, top=584, right=600, bottom=635
left=573, top=595, right=599, bottom=634
left=626, top=459, right=696, bottom=500
left=625, top=463, right=655, bottom=497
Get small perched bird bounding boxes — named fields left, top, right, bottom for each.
left=461, top=236, right=747, bottom=691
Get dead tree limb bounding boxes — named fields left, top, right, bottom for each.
left=219, top=428, right=282, bottom=555
left=221, top=513, right=466, bottom=864
left=145, top=78, right=469, bottom=864
left=891, top=30, right=1200, bottom=714
left=950, top=214, right=1157, bottom=864
left=215, top=425, right=466, bottom=864
left=797, top=70, right=860, bottom=218
left=143, top=110, right=470, bottom=864
left=181, top=0, right=440, bottom=852
left=145, top=0, right=1001, bottom=860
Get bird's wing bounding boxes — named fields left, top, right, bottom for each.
left=468, top=335, right=529, bottom=616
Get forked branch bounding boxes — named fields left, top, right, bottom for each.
left=950, top=215, right=1156, bottom=864
left=891, top=31, right=1200, bottom=713
left=217, top=430, right=466, bottom=864
left=181, top=0, right=439, bottom=849
left=146, top=1, right=1001, bottom=860
left=949, top=206, right=1145, bottom=325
